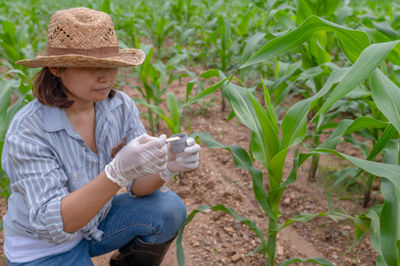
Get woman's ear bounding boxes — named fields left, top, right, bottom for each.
left=48, top=67, right=61, bottom=77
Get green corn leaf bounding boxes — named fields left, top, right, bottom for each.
left=379, top=180, right=400, bottom=265
left=268, top=148, right=289, bottom=190
left=5, top=97, right=24, bottom=131
left=191, top=131, right=224, bottom=149
left=184, top=79, right=227, bottom=106
left=363, top=26, right=400, bottom=66
left=365, top=206, right=384, bottom=263
left=240, top=32, right=266, bottom=64
left=317, top=117, right=390, bottom=151
left=373, top=21, right=399, bottom=39
left=312, top=148, right=400, bottom=192
left=382, top=138, right=399, bottom=166
left=100, top=0, right=111, bottom=13
left=221, top=17, right=231, bottom=50
left=379, top=139, right=400, bottom=265
left=223, top=83, right=279, bottom=168
left=280, top=257, right=334, bottom=266
left=134, top=98, right=176, bottom=132
left=280, top=151, right=310, bottom=188
left=296, top=0, right=339, bottom=21
left=343, top=125, right=397, bottom=191
left=309, top=35, right=331, bottom=65
left=317, top=119, right=352, bottom=149
left=248, top=90, right=278, bottom=168
left=260, top=77, right=276, bottom=126
left=277, top=208, right=356, bottom=232
left=250, top=131, right=267, bottom=170
left=268, top=62, right=301, bottom=102
left=343, top=117, right=389, bottom=135
left=139, top=45, right=154, bottom=81
left=308, top=67, right=348, bottom=129
left=0, top=81, right=11, bottom=114
left=281, top=97, right=310, bottom=150
left=134, top=98, right=166, bottom=117
left=235, top=10, right=251, bottom=36
left=295, top=0, right=314, bottom=24
left=1, top=42, right=18, bottom=62
left=166, top=92, right=180, bottom=133
left=365, top=125, right=396, bottom=162
left=317, top=41, right=400, bottom=118
left=185, top=69, right=226, bottom=103
left=152, top=61, right=167, bottom=85
left=270, top=64, right=343, bottom=130
left=1, top=20, right=16, bottom=45
left=240, top=15, right=369, bottom=69
left=371, top=68, right=400, bottom=134
left=288, top=65, right=325, bottom=88
left=0, top=79, right=14, bottom=139
left=350, top=216, right=371, bottom=253
left=320, top=0, right=340, bottom=15
left=192, top=131, right=276, bottom=219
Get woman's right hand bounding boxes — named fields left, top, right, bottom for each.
left=105, top=134, right=167, bottom=187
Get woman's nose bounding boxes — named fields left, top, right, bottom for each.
left=97, top=68, right=117, bottom=83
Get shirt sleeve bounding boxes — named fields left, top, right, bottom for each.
left=121, top=93, right=146, bottom=143
left=5, top=133, right=80, bottom=244
left=117, top=92, right=146, bottom=194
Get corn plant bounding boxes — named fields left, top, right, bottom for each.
left=175, top=11, right=400, bottom=262
left=318, top=41, right=400, bottom=265
left=134, top=92, right=189, bottom=135
left=178, top=76, right=343, bottom=265
left=0, top=3, right=38, bottom=201
left=138, top=6, right=176, bottom=60
left=301, top=0, right=400, bottom=185
left=169, top=0, right=206, bottom=53
left=0, top=70, right=33, bottom=201
left=130, top=45, right=187, bottom=134
left=294, top=39, right=400, bottom=265
left=325, top=92, right=397, bottom=208
left=169, top=0, right=193, bottom=26
left=112, top=1, right=143, bottom=48
left=0, top=20, right=35, bottom=72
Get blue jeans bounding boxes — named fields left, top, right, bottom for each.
left=7, top=187, right=186, bottom=266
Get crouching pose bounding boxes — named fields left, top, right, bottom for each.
left=2, top=7, right=200, bottom=266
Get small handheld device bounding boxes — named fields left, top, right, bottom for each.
left=166, top=133, right=188, bottom=153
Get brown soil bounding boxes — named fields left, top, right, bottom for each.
left=0, top=73, right=378, bottom=265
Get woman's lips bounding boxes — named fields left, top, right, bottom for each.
left=94, top=87, right=110, bottom=92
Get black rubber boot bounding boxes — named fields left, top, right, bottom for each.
left=109, top=236, right=176, bottom=266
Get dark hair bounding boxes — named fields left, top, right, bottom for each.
left=33, top=67, right=115, bottom=108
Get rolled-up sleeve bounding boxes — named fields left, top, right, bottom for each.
left=5, top=134, right=80, bottom=244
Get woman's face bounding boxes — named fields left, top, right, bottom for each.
left=54, top=67, right=118, bottom=106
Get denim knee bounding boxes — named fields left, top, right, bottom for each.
left=155, top=188, right=186, bottom=242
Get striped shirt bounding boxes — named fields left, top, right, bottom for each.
left=2, top=90, right=145, bottom=246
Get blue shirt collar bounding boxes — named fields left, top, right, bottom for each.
left=43, top=105, right=70, bottom=133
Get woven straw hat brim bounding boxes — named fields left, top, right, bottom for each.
left=15, top=48, right=145, bottom=68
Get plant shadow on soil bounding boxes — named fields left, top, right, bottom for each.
left=0, top=73, right=379, bottom=265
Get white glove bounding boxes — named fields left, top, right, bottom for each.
left=159, top=137, right=201, bottom=182
left=105, top=134, right=167, bottom=187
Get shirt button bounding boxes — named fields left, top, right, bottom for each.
left=72, top=173, right=78, bottom=178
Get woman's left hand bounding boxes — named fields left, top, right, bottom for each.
left=159, top=137, right=201, bottom=181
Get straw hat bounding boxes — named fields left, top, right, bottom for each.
left=16, top=7, right=145, bottom=68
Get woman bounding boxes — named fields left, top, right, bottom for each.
left=2, top=7, right=200, bottom=266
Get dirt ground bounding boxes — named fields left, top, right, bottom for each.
left=0, top=74, right=379, bottom=265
